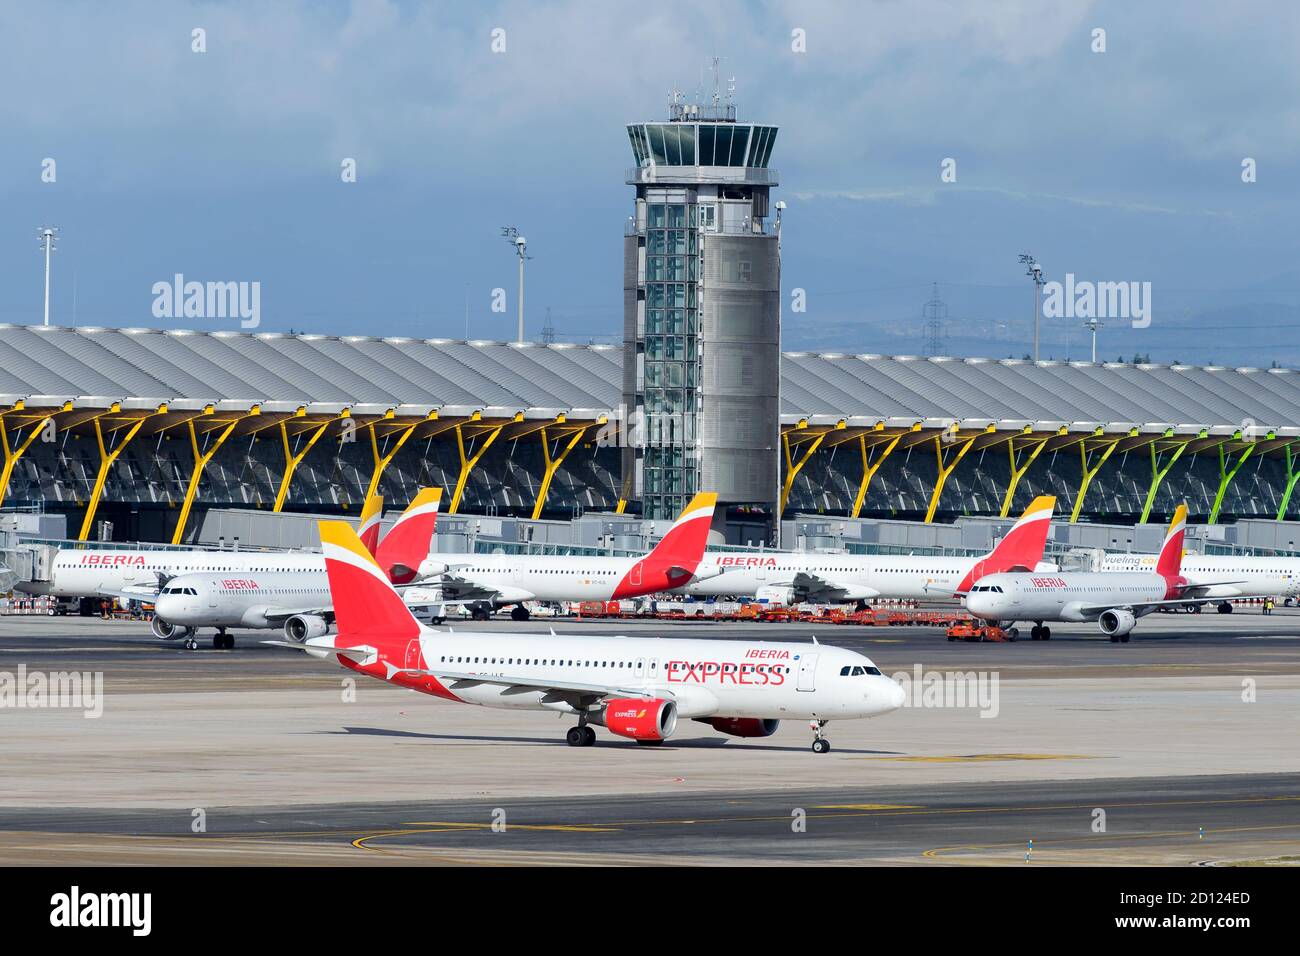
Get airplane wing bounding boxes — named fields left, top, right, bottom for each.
left=391, top=667, right=720, bottom=716
left=392, top=668, right=655, bottom=701
left=785, top=571, right=880, bottom=603
left=1077, top=588, right=1264, bottom=617
left=96, top=586, right=160, bottom=603
left=261, top=639, right=370, bottom=661
left=435, top=576, right=536, bottom=604
left=258, top=605, right=335, bottom=623
left=260, top=592, right=447, bottom=622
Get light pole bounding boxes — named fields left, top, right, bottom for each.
left=1084, top=317, right=1104, bottom=363
left=501, top=226, right=530, bottom=343
left=38, top=226, right=59, bottom=326
left=1019, top=253, right=1045, bottom=361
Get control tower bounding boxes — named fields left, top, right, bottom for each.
left=622, top=84, right=781, bottom=534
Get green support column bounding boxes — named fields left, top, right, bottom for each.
left=1208, top=433, right=1263, bottom=524
left=1277, top=442, right=1300, bottom=520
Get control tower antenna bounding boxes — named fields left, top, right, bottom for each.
left=922, top=283, right=948, bottom=356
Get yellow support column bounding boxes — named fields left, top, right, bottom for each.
left=273, top=412, right=346, bottom=512
left=0, top=403, right=63, bottom=508
left=171, top=407, right=259, bottom=544
left=779, top=427, right=827, bottom=518
left=924, top=430, right=978, bottom=523
left=1069, top=434, right=1121, bottom=523
left=999, top=431, right=1052, bottom=517
left=531, top=420, right=595, bottom=520
left=362, top=414, right=426, bottom=504
left=851, top=433, right=902, bottom=519
left=449, top=418, right=509, bottom=514
left=79, top=404, right=167, bottom=541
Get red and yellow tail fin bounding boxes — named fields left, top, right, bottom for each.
left=356, top=494, right=384, bottom=556
left=612, top=492, right=718, bottom=598
left=956, top=495, right=1056, bottom=593
left=320, top=520, right=420, bottom=646
left=1155, top=503, right=1188, bottom=578
left=375, top=488, right=441, bottom=584
left=647, top=492, right=717, bottom=574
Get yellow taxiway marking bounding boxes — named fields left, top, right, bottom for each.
left=866, top=753, right=1096, bottom=763
left=812, top=804, right=923, bottom=811
left=353, top=821, right=618, bottom=850
left=924, top=823, right=1300, bottom=859
left=400, top=821, right=617, bottom=832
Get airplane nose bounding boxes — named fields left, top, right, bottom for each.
left=873, top=678, right=906, bottom=713
left=155, top=596, right=181, bottom=619
left=889, top=680, right=906, bottom=710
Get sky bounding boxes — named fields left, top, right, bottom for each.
left=1, top=0, right=1298, bottom=366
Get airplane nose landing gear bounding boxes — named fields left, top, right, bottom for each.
left=810, top=719, right=831, bottom=754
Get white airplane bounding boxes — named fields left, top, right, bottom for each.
left=416, top=492, right=721, bottom=621
left=671, top=495, right=1057, bottom=604
left=268, top=519, right=906, bottom=753
left=151, top=489, right=443, bottom=649
left=1096, top=550, right=1299, bottom=612
left=19, top=494, right=389, bottom=602
left=965, top=504, right=1255, bottom=642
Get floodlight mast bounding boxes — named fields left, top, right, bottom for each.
left=38, top=226, right=59, bottom=326
left=1085, top=316, right=1105, bottom=363
left=501, top=226, right=531, bottom=343
left=1019, top=253, right=1046, bottom=361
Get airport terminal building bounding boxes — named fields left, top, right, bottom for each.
left=3, top=323, right=1300, bottom=544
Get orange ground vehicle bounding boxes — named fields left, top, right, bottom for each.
left=946, top=622, right=1013, bottom=642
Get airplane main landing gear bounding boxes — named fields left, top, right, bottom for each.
left=565, top=722, right=597, bottom=747
left=510, top=605, right=531, bottom=622
left=810, top=720, right=831, bottom=754
left=213, top=630, right=234, bottom=650
left=469, top=603, right=492, bottom=622
left=1217, top=601, right=1234, bottom=614
left=1030, top=623, right=1052, bottom=641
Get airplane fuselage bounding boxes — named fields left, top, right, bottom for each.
left=21, top=549, right=326, bottom=598
left=318, top=629, right=906, bottom=723
left=415, top=553, right=708, bottom=604
left=153, top=571, right=333, bottom=630
left=966, top=571, right=1171, bottom=623
left=1100, top=553, right=1299, bottom=599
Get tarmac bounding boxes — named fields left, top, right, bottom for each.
left=1, top=609, right=1297, bottom=864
